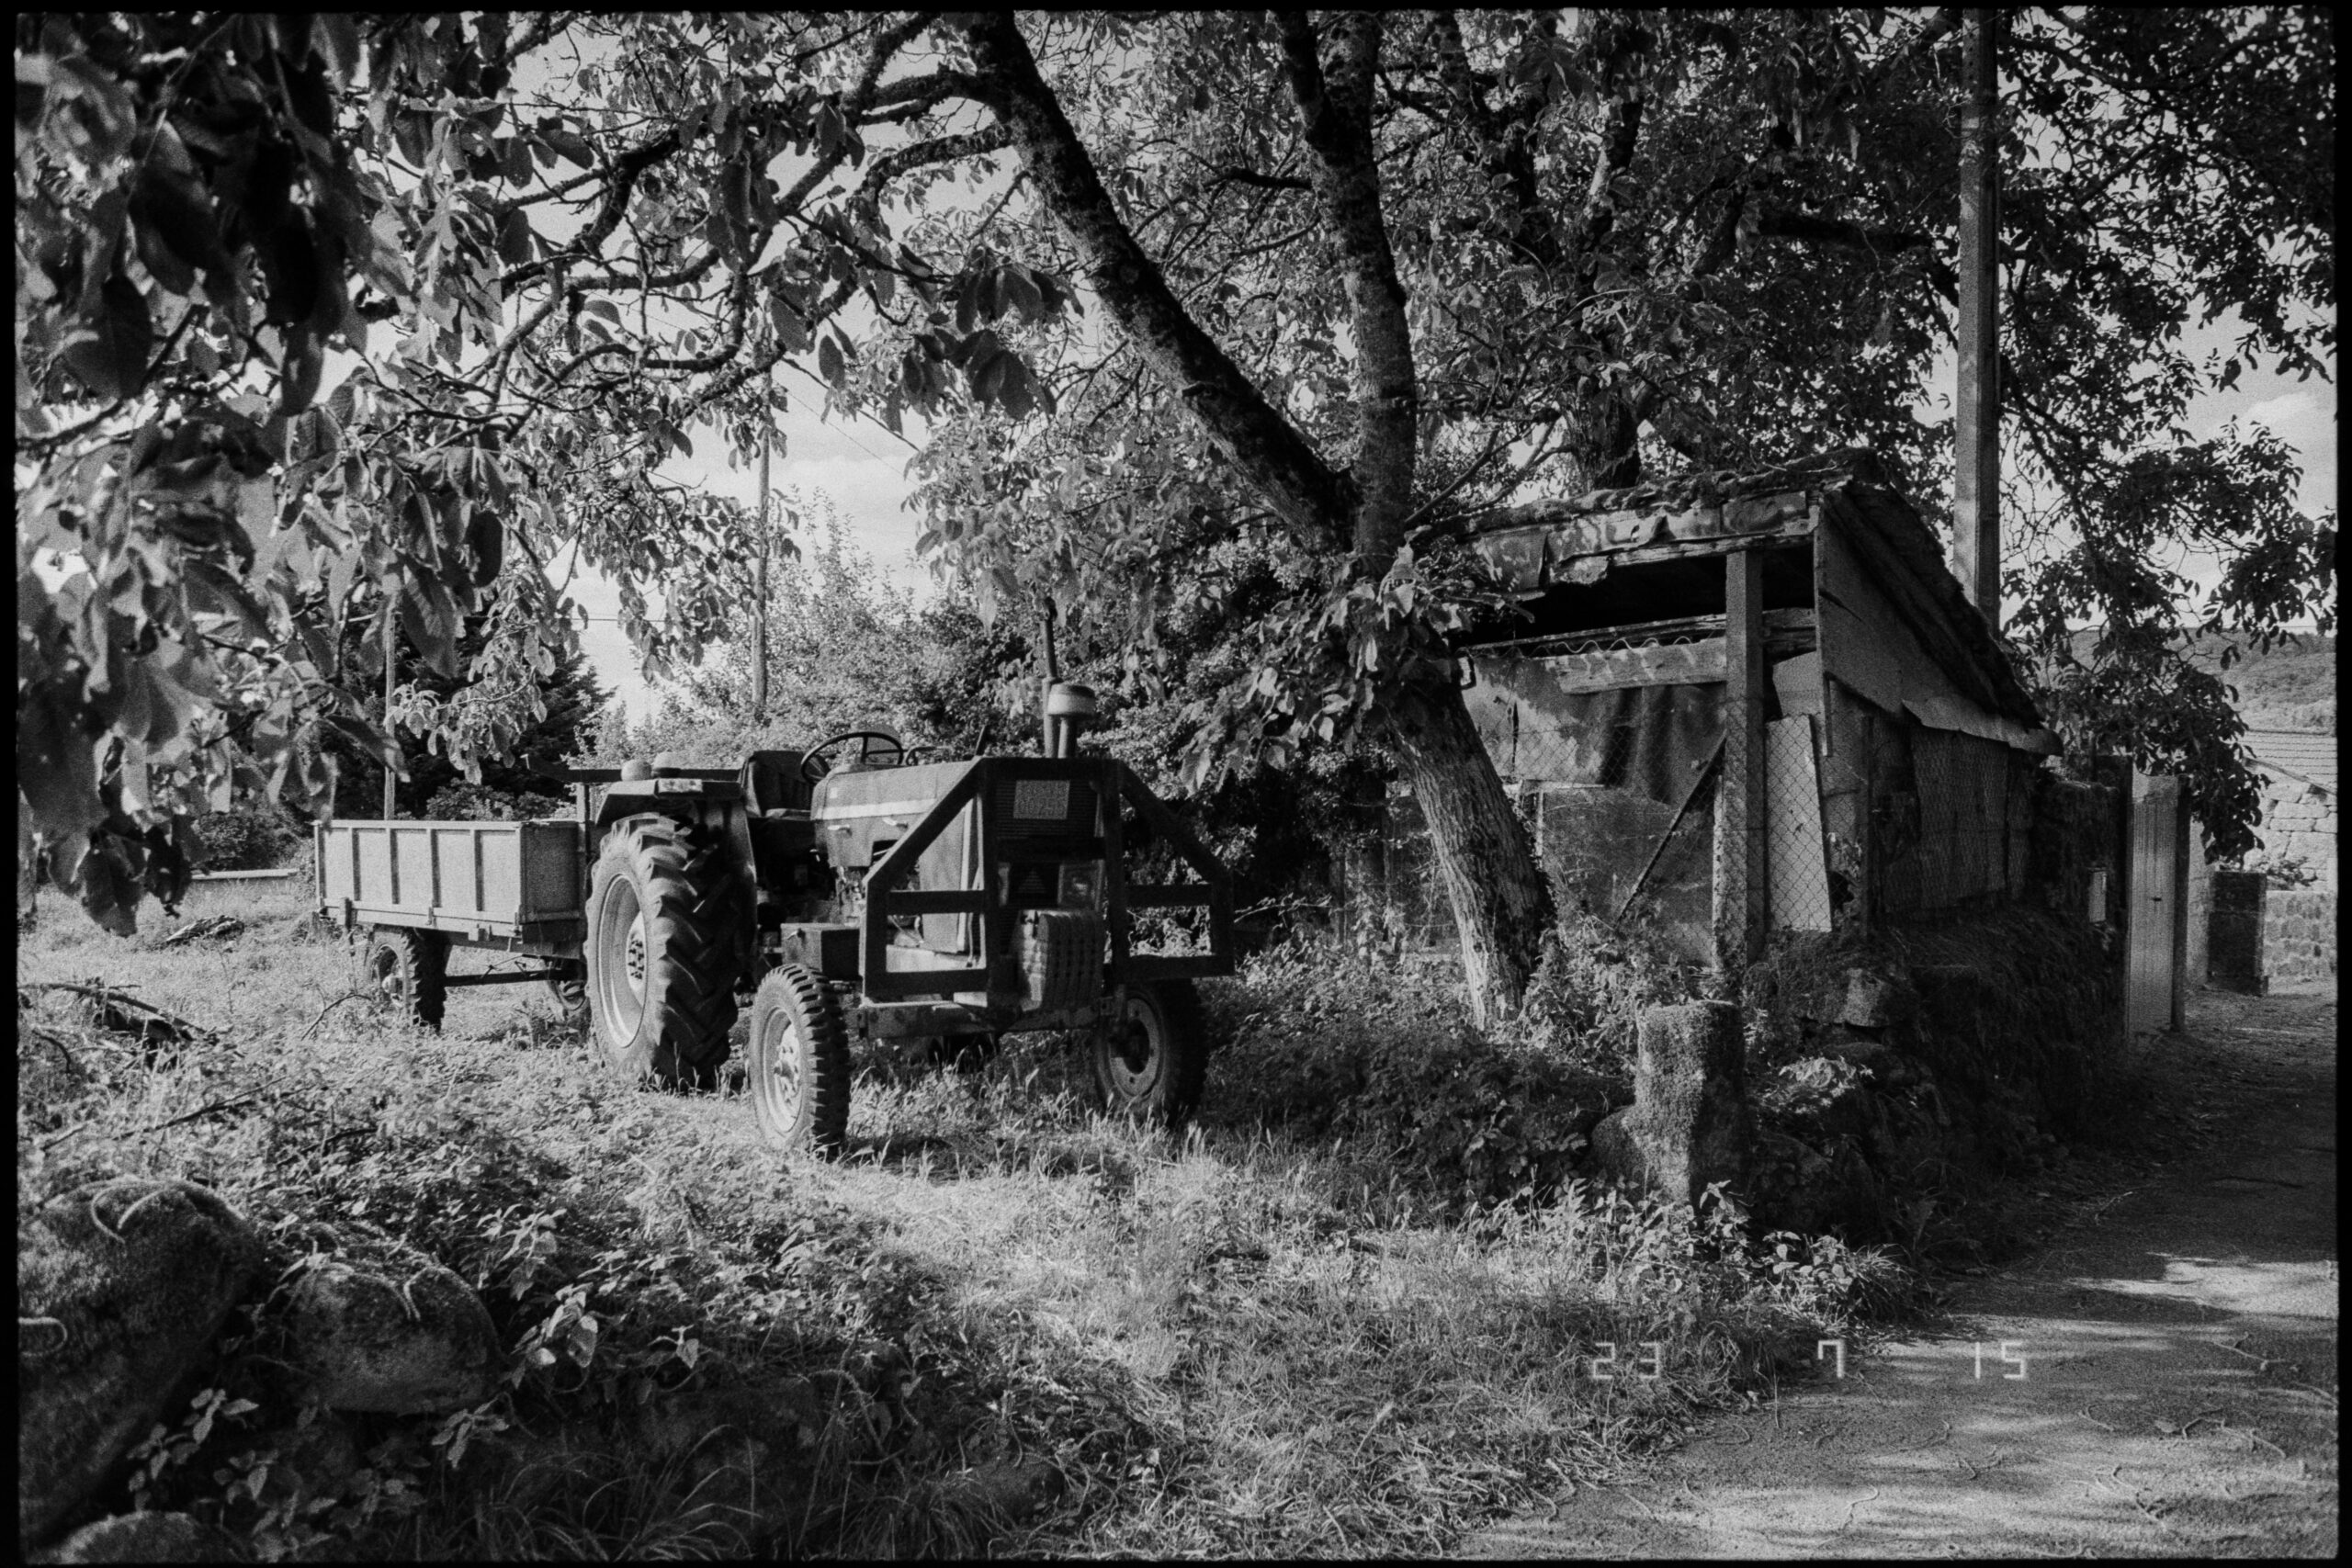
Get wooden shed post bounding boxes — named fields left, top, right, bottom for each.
left=1953, top=7, right=2002, bottom=625
left=1714, top=548, right=1769, bottom=968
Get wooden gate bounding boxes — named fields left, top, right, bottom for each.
left=2125, top=771, right=2188, bottom=1033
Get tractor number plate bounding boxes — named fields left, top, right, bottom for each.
left=1012, top=779, right=1072, bottom=821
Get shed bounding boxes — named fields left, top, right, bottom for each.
left=1441, top=453, right=2062, bottom=964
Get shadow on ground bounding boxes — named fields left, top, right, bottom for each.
left=1460, top=985, right=2338, bottom=1560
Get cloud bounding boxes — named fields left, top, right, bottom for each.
left=2245, top=389, right=2327, bottom=446
left=2241, top=391, right=2337, bottom=516
left=775, top=453, right=930, bottom=582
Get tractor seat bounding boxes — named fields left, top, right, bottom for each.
left=741, top=750, right=811, bottom=817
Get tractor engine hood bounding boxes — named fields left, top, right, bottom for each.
left=808, top=760, right=978, bottom=874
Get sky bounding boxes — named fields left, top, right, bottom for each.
left=564, top=401, right=940, bottom=724
left=575, top=318, right=2335, bottom=728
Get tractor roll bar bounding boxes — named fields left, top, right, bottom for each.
left=860, top=758, right=1233, bottom=1001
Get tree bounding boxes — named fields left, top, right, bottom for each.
left=614, top=495, right=1019, bottom=763
left=16, top=13, right=1069, bottom=930
left=875, top=10, right=2331, bottom=1021
left=318, top=591, right=610, bottom=818
left=18, top=10, right=2331, bottom=972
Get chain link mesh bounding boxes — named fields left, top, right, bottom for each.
left=1377, top=676, right=2052, bottom=964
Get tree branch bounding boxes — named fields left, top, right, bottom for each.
left=854, top=124, right=1012, bottom=209
left=953, top=12, right=1351, bottom=548
left=1428, top=10, right=1564, bottom=271
left=1276, top=12, right=1419, bottom=570
left=1216, top=164, right=1312, bottom=192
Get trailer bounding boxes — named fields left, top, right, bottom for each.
left=317, top=699, right=1235, bottom=1151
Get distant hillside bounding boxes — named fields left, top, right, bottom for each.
left=2059, top=630, right=2335, bottom=734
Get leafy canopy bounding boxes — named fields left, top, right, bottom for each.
left=16, top=13, right=1076, bottom=929
left=888, top=11, right=2332, bottom=855
left=16, top=11, right=2335, bottom=934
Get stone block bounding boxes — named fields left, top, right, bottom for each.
left=30, top=1511, right=241, bottom=1563
left=1745, top=1129, right=1885, bottom=1239
left=19, top=1180, right=262, bottom=1551
left=1839, top=965, right=1919, bottom=1028
left=1591, top=1001, right=1750, bottom=1206
left=284, top=1250, right=499, bottom=1416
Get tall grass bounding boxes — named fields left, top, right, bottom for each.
left=21, top=889, right=1882, bottom=1559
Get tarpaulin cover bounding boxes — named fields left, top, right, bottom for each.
left=1468, top=665, right=1727, bottom=960
left=1471, top=660, right=1725, bottom=804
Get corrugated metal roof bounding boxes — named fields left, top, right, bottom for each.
left=2247, top=729, right=2337, bottom=794
left=1462, top=450, right=2047, bottom=734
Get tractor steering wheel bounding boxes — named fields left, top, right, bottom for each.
left=800, top=728, right=906, bottom=783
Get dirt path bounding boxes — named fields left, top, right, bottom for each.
left=1461, top=985, right=2339, bottom=1560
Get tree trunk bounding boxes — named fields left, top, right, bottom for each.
left=1383, top=681, right=1554, bottom=1028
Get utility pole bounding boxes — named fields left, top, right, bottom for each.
left=381, top=596, right=400, bottom=820
left=752, top=366, right=772, bottom=726
left=1952, top=7, right=2002, bottom=626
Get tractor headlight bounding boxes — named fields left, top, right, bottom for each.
left=1058, top=863, right=1101, bottom=909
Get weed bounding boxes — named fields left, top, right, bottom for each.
left=23, top=893, right=1899, bottom=1559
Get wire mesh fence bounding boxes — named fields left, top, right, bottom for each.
left=1386, top=705, right=1851, bottom=969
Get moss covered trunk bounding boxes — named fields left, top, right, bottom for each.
left=1385, top=683, right=1555, bottom=1028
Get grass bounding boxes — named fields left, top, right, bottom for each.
left=20, top=882, right=1882, bottom=1559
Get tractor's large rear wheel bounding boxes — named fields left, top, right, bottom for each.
left=584, top=814, right=748, bottom=1088
left=1091, top=980, right=1207, bottom=1129
left=746, top=965, right=851, bottom=1155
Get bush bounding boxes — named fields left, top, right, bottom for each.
left=421, top=783, right=566, bottom=821
left=1518, top=912, right=1707, bottom=1078
left=1203, top=940, right=1623, bottom=1211
left=193, top=807, right=304, bottom=871
left=2241, top=850, right=2320, bottom=890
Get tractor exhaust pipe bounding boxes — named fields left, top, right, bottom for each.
left=1043, top=682, right=1097, bottom=759
left=1035, top=596, right=1095, bottom=758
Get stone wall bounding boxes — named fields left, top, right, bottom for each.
left=2208, top=871, right=2267, bottom=994
left=2262, top=887, right=2336, bottom=987
left=2253, top=777, right=2337, bottom=890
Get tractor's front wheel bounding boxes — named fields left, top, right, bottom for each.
left=356, top=927, right=448, bottom=1031
left=746, top=965, right=851, bottom=1155
left=1091, top=980, right=1206, bottom=1128
left=584, top=814, right=748, bottom=1088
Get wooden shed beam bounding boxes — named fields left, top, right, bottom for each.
left=1713, top=548, right=1769, bottom=969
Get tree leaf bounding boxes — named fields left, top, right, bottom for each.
left=467, top=508, right=505, bottom=586
left=542, top=124, right=595, bottom=168
left=258, top=213, right=321, bottom=326
left=184, top=558, right=275, bottom=643
left=60, top=276, right=154, bottom=400
left=17, top=688, right=105, bottom=836
left=276, top=323, right=323, bottom=415
left=398, top=576, right=463, bottom=677
left=497, top=208, right=535, bottom=267
left=767, top=290, right=809, bottom=353
left=818, top=333, right=845, bottom=387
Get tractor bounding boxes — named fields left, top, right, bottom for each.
left=316, top=682, right=1234, bottom=1151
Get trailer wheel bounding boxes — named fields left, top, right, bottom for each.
left=746, top=965, right=851, bottom=1155
left=1092, top=980, right=1206, bottom=1128
left=545, top=959, right=589, bottom=1025
left=356, top=928, right=448, bottom=1031
left=585, top=814, right=749, bottom=1088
